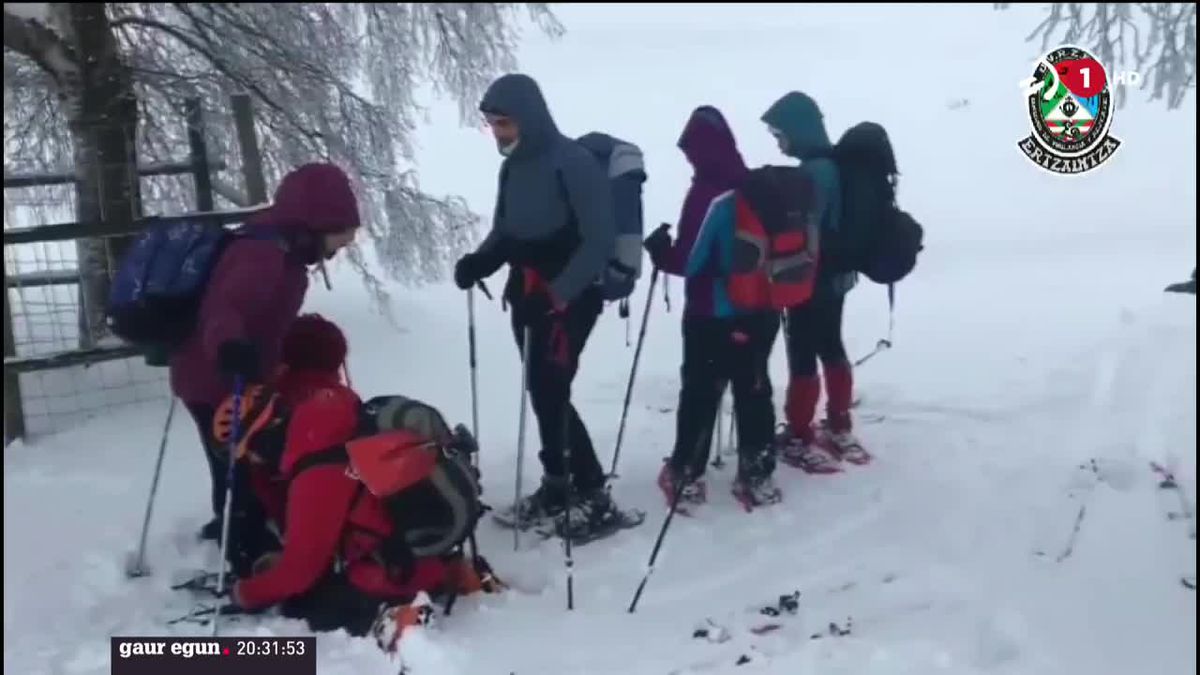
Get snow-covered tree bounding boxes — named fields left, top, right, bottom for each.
left=4, top=3, right=561, bottom=339
left=999, top=3, right=1196, bottom=109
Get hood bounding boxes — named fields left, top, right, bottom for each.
left=479, top=73, right=560, bottom=158
left=678, top=106, right=747, bottom=183
left=761, top=92, right=832, bottom=161
left=282, top=313, right=347, bottom=374
left=252, top=162, right=361, bottom=234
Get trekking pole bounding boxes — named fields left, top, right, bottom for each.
left=463, top=286, right=484, bottom=570
left=609, top=266, right=660, bottom=480
left=467, top=287, right=480, bottom=454
left=124, top=397, right=178, bottom=578
left=212, top=377, right=245, bottom=637
left=629, top=471, right=692, bottom=613
left=513, top=326, right=532, bottom=552
left=629, top=408, right=718, bottom=613
left=561, top=409, right=575, bottom=611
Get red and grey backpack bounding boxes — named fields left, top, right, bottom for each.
left=726, top=165, right=820, bottom=312
left=288, top=395, right=483, bottom=578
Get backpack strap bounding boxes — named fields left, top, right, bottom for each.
left=852, top=284, right=896, bottom=368
left=287, top=444, right=351, bottom=484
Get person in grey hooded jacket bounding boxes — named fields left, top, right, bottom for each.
left=454, top=73, right=638, bottom=542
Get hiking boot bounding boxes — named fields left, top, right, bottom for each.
left=818, top=425, right=872, bottom=466
left=549, top=488, right=645, bottom=544
left=198, top=517, right=222, bottom=542
left=657, top=463, right=707, bottom=509
left=371, top=591, right=436, bottom=654
left=731, top=472, right=782, bottom=511
left=732, top=444, right=782, bottom=511
left=492, top=476, right=567, bottom=531
left=777, top=424, right=841, bottom=474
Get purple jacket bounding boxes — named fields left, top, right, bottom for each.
left=169, top=163, right=360, bottom=407
left=660, top=107, right=748, bottom=317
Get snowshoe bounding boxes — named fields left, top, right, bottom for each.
left=165, top=600, right=264, bottom=627
left=658, top=463, right=706, bottom=515
left=538, top=489, right=645, bottom=545
left=777, top=425, right=841, bottom=474
left=731, top=474, right=782, bottom=512
left=492, top=476, right=567, bottom=531
left=171, top=569, right=235, bottom=598
left=818, top=425, right=872, bottom=466
left=372, top=591, right=436, bottom=655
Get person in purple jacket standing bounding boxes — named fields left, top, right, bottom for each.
left=643, top=106, right=780, bottom=510
left=170, top=162, right=360, bottom=572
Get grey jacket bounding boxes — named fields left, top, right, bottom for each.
left=475, top=74, right=616, bottom=304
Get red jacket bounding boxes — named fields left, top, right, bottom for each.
left=235, top=379, right=449, bottom=610
left=246, top=368, right=344, bottom=527
left=169, top=163, right=360, bottom=408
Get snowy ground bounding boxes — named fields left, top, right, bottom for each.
left=4, top=4, right=1196, bottom=675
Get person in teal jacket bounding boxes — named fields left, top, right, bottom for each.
left=683, top=180, right=784, bottom=510
left=761, top=92, right=872, bottom=474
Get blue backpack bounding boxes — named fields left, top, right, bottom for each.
left=576, top=132, right=647, bottom=304
left=106, top=218, right=238, bottom=349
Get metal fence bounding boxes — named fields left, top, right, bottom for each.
left=3, top=94, right=269, bottom=444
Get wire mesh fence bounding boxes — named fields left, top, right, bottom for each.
left=4, top=94, right=266, bottom=444
left=3, top=179, right=173, bottom=439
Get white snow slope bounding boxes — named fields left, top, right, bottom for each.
left=4, top=4, right=1196, bottom=675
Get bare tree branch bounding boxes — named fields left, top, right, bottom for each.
left=6, top=3, right=561, bottom=311
left=3, top=7, right=77, bottom=86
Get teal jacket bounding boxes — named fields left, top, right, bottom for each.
left=762, top=92, right=857, bottom=296
left=683, top=189, right=740, bottom=317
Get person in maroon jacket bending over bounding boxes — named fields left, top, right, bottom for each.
left=169, top=162, right=360, bottom=574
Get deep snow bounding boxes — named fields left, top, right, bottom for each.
left=4, top=4, right=1196, bottom=674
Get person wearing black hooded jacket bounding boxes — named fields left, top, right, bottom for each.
left=453, top=73, right=640, bottom=542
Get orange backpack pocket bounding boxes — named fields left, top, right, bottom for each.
left=344, top=430, right=438, bottom=497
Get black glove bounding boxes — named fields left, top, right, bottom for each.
left=217, top=340, right=260, bottom=382
left=643, top=223, right=673, bottom=270
left=455, top=253, right=488, bottom=290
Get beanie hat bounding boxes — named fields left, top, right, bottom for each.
left=281, top=314, right=347, bottom=373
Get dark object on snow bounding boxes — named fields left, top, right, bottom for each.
left=759, top=590, right=800, bottom=617
left=811, top=617, right=854, bottom=639
left=1164, top=268, right=1196, bottom=295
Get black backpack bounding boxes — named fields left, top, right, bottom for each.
left=822, top=122, right=924, bottom=285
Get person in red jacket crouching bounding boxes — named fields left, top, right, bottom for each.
left=214, top=315, right=495, bottom=646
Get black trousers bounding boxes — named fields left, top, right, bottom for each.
left=509, top=286, right=607, bottom=492
left=669, top=313, right=780, bottom=478
left=280, top=573, right=386, bottom=637
left=186, top=403, right=227, bottom=518
left=186, top=403, right=273, bottom=575
left=784, top=291, right=847, bottom=377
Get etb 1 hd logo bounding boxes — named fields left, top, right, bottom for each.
left=1017, top=45, right=1138, bottom=175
